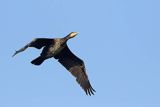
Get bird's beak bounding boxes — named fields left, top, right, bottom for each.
left=70, top=32, right=78, bottom=38
left=74, top=32, right=78, bottom=36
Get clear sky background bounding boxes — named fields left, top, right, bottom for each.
left=1, top=0, right=160, bottom=107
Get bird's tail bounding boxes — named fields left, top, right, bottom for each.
left=31, top=56, right=45, bottom=65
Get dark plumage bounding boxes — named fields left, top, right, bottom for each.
left=13, top=32, right=95, bottom=95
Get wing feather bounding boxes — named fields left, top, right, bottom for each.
left=54, top=45, right=95, bottom=95
left=12, top=38, right=54, bottom=57
left=29, top=38, right=53, bottom=49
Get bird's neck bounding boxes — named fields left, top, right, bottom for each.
left=62, top=35, right=70, bottom=42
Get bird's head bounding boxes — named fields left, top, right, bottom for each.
left=68, top=32, right=78, bottom=38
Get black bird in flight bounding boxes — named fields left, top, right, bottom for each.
left=13, top=32, right=95, bottom=95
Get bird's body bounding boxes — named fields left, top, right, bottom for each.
left=40, top=39, right=65, bottom=59
left=13, top=32, right=95, bottom=95
left=46, top=38, right=65, bottom=57
left=31, top=38, right=66, bottom=65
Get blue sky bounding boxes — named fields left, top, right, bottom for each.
left=1, top=0, right=160, bottom=107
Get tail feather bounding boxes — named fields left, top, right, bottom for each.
left=31, top=56, right=45, bottom=65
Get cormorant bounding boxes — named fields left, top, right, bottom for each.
left=13, top=32, right=95, bottom=95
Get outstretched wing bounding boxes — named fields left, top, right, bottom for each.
left=12, top=38, right=54, bottom=57
left=54, top=45, right=95, bottom=95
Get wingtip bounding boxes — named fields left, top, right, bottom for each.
left=12, top=54, right=16, bottom=58
left=85, top=87, right=96, bottom=96
left=12, top=50, right=17, bottom=57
